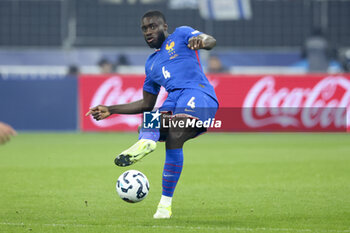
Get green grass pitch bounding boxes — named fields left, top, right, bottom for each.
left=0, top=133, right=349, bottom=233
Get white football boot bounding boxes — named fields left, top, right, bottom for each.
left=153, top=204, right=172, bottom=219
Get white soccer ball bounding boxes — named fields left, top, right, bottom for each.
left=116, top=170, right=150, bottom=203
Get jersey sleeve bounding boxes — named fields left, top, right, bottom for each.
left=143, top=74, right=160, bottom=95
left=177, top=26, right=203, bottom=43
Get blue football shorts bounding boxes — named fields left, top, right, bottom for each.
left=159, top=88, right=219, bottom=123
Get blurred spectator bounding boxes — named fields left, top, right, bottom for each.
left=98, top=58, right=114, bottom=74
left=340, top=49, right=350, bottom=73
left=207, top=55, right=227, bottom=73
left=116, top=54, right=130, bottom=66
left=302, top=28, right=331, bottom=73
left=0, top=121, right=16, bottom=145
left=115, top=54, right=131, bottom=73
left=67, top=65, right=80, bottom=76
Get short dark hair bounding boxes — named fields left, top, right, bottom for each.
left=142, top=10, right=166, bottom=23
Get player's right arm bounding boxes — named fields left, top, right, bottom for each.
left=85, top=90, right=158, bottom=121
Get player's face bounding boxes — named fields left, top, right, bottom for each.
left=141, top=16, right=168, bottom=49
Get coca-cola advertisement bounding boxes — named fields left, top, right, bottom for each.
left=209, top=74, right=350, bottom=132
left=79, top=74, right=167, bottom=131
left=79, top=74, right=350, bottom=132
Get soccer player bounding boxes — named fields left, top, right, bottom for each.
left=86, top=10, right=218, bottom=219
left=0, top=122, right=16, bottom=145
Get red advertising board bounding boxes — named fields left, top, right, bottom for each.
left=79, top=74, right=350, bottom=132
left=208, top=74, right=350, bottom=132
left=79, top=74, right=167, bottom=131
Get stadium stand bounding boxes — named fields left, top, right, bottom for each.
left=0, top=0, right=348, bottom=76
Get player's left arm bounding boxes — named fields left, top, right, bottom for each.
left=188, top=33, right=216, bottom=50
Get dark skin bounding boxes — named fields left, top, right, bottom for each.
left=86, top=15, right=216, bottom=149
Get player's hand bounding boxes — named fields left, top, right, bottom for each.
left=188, top=36, right=204, bottom=50
left=0, top=122, right=17, bottom=145
left=85, top=105, right=111, bottom=121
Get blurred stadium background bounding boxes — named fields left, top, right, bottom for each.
left=0, top=0, right=350, bottom=130
left=1, top=1, right=350, bottom=232
left=1, top=0, right=350, bottom=132
left=0, top=0, right=349, bottom=76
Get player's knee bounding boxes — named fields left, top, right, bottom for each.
left=166, top=129, right=186, bottom=149
left=167, top=129, right=185, bottom=143
left=166, top=127, right=199, bottom=149
left=167, top=125, right=196, bottom=143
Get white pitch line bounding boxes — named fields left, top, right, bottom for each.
left=1, top=222, right=349, bottom=232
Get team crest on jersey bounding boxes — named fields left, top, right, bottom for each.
left=166, top=40, right=177, bottom=59
left=166, top=41, right=175, bottom=52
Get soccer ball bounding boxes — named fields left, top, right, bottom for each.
left=116, top=170, right=150, bottom=203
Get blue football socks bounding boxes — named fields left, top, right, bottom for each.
left=162, top=148, right=183, bottom=197
left=138, top=128, right=160, bottom=142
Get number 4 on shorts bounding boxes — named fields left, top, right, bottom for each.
left=187, top=97, right=195, bottom=109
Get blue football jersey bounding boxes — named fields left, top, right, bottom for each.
left=143, top=26, right=218, bottom=102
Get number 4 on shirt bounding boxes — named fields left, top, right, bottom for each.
left=187, top=97, right=195, bottom=109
